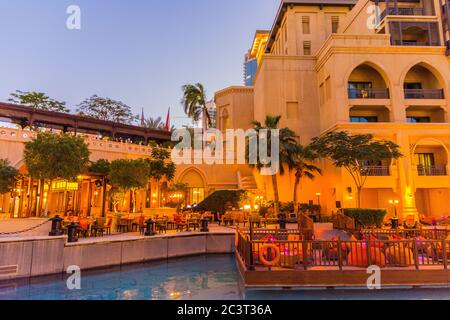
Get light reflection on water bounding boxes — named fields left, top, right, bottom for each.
left=1, top=255, right=450, bottom=300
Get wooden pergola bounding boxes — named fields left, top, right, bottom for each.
left=0, top=102, right=172, bottom=143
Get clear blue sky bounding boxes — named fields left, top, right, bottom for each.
left=0, top=0, right=279, bottom=127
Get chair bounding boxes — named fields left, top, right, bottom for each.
left=222, top=212, right=234, bottom=226
left=188, top=218, right=200, bottom=231
left=174, top=214, right=188, bottom=232
left=117, top=218, right=131, bottom=233
left=78, top=218, right=91, bottom=238
left=137, top=216, right=146, bottom=235
left=156, top=219, right=168, bottom=234
left=91, top=217, right=107, bottom=237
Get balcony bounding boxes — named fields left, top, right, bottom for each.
left=389, top=21, right=440, bottom=47
left=404, top=89, right=444, bottom=99
left=348, top=88, right=390, bottom=99
left=380, top=7, right=428, bottom=20
left=417, top=165, right=447, bottom=176
left=361, top=166, right=391, bottom=176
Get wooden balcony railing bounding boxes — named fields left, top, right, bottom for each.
left=417, top=165, right=447, bottom=176
left=361, top=166, right=390, bottom=176
left=405, top=89, right=444, bottom=99
left=348, top=88, right=390, bottom=99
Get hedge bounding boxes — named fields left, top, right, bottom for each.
left=343, top=208, right=387, bottom=228
left=194, top=190, right=245, bottom=214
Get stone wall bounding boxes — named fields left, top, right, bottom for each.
left=0, top=233, right=235, bottom=281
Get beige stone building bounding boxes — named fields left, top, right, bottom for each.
left=215, top=0, right=450, bottom=219
left=2, top=0, right=450, bottom=220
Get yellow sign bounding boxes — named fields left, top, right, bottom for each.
left=51, top=181, right=79, bottom=191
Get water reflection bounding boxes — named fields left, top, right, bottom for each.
left=2, top=255, right=450, bottom=300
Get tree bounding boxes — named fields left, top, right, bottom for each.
left=286, top=145, right=322, bottom=213
left=108, top=186, right=125, bottom=213
left=77, top=95, right=138, bottom=124
left=89, top=159, right=111, bottom=217
left=8, top=90, right=69, bottom=113
left=250, top=115, right=298, bottom=214
left=23, top=132, right=90, bottom=216
left=147, top=147, right=176, bottom=206
left=311, top=131, right=402, bottom=208
left=181, top=83, right=212, bottom=128
left=144, top=117, right=164, bottom=130
left=109, top=159, right=150, bottom=213
left=0, top=159, right=19, bottom=194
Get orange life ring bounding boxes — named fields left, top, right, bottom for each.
left=259, top=244, right=281, bottom=267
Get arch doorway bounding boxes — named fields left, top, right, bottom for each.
left=178, top=169, right=206, bottom=206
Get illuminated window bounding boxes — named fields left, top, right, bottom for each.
left=189, top=188, right=205, bottom=205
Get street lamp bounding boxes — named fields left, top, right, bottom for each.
left=315, top=193, right=321, bottom=206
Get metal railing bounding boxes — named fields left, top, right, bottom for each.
left=380, top=7, right=428, bottom=20
left=236, top=229, right=450, bottom=271
left=348, top=88, right=390, bottom=99
left=417, top=165, right=447, bottom=176
left=361, top=166, right=390, bottom=176
left=405, top=89, right=444, bottom=99
left=360, top=228, right=449, bottom=241
left=392, top=40, right=441, bottom=47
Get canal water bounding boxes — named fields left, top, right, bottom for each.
left=1, top=254, right=450, bottom=300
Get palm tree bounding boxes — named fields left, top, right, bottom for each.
left=287, top=145, right=322, bottom=213
left=251, top=115, right=297, bottom=214
left=144, top=117, right=164, bottom=130
left=181, top=83, right=212, bottom=128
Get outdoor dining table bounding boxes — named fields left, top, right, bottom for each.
left=117, top=218, right=133, bottom=233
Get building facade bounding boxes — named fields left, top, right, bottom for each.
left=1, top=0, right=449, bottom=220
left=215, top=0, right=450, bottom=219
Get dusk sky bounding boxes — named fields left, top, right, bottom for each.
left=0, top=0, right=279, bottom=128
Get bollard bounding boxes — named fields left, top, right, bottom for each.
left=67, top=222, right=78, bottom=243
left=278, top=213, right=287, bottom=230
left=145, top=218, right=155, bottom=236
left=200, top=217, right=209, bottom=233
left=49, top=215, right=63, bottom=236
left=391, top=217, right=399, bottom=229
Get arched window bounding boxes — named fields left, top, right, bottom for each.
left=221, top=108, right=230, bottom=130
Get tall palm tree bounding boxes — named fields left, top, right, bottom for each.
left=181, top=83, right=212, bottom=128
left=144, top=117, right=164, bottom=130
left=251, top=115, right=297, bottom=214
left=287, top=145, right=322, bottom=213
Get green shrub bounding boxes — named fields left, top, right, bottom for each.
left=194, top=190, right=246, bottom=214
left=343, top=208, right=387, bottom=228
left=280, top=202, right=294, bottom=213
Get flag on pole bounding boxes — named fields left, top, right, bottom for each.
left=140, top=108, right=145, bottom=127
left=165, top=108, right=170, bottom=131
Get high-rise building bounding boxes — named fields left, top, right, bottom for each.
left=244, top=30, right=270, bottom=86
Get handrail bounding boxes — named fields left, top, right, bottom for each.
left=333, top=213, right=355, bottom=232
left=348, top=88, right=390, bottom=99
left=404, top=89, right=444, bottom=99
left=298, top=214, right=314, bottom=232
left=235, top=230, right=450, bottom=271
left=417, top=165, right=447, bottom=176
left=361, top=165, right=390, bottom=176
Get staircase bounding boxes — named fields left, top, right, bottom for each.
left=237, top=171, right=258, bottom=191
